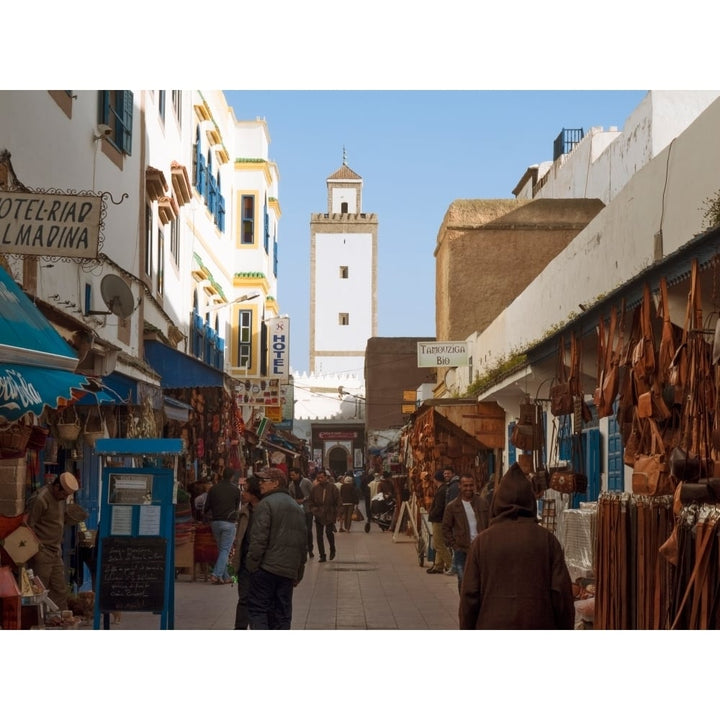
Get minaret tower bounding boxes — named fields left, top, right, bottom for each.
left=309, top=151, right=378, bottom=380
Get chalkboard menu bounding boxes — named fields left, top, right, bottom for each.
left=98, top=536, right=167, bottom=612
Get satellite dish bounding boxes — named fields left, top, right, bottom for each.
left=86, top=274, right=135, bottom=318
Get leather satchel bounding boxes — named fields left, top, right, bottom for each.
left=550, top=382, right=573, bottom=417
left=623, top=410, right=643, bottom=467
left=631, top=419, right=673, bottom=496
left=549, top=468, right=588, bottom=495
left=677, top=480, right=715, bottom=505
left=669, top=446, right=701, bottom=483
left=511, top=422, right=536, bottom=451
left=551, top=338, right=573, bottom=417
left=637, top=390, right=653, bottom=418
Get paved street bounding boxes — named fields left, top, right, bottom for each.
left=89, top=512, right=461, bottom=631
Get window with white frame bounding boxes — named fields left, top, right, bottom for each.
left=238, top=309, right=252, bottom=368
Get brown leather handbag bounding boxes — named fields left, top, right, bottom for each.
left=632, top=418, right=673, bottom=496
left=550, top=337, right=573, bottom=417
left=549, top=468, right=588, bottom=494
left=595, top=306, right=620, bottom=419
left=669, top=446, right=701, bottom=483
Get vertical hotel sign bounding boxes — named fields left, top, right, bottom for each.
left=0, top=190, right=102, bottom=259
left=265, top=316, right=290, bottom=382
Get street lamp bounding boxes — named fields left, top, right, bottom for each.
left=210, top=292, right=260, bottom=311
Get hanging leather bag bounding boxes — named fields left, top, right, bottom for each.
left=623, top=409, right=643, bottom=467
left=670, top=446, right=702, bottom=483
left=632, top=418, right=673, bottom=496
left=547, top=418, right=587, bottom=494
left=550, top=337, right=573, bottom=417
left=595, top=307, right=620, bottom=419
left=511, top=422, right=536, bottom=451
left=631, top=284, right=657, bottom=391
left=549, top=467, right=588, bottom=495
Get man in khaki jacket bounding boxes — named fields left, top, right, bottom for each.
left=442, top=473, right=486, bottom=592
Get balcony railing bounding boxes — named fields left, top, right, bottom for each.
left=553, top=128, right=584, bottom=161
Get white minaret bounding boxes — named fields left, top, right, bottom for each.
left=309, top=152, right=378, bottom=381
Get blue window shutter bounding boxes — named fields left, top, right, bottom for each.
left=99, top=91, right=110, bottom=124
left=198, top=154, right=206, bottom=197
left=121, top=91, right=133, bottom=155
left=507, top=423, right=517, bottom=465
left=209, top=175, right=217, bottom=215
left=558, top=417, right=572, bottom=462
left=203, top=156, right=210, bottom=205
left=194, top=138, right=201, bottom=187
left=264, top=202, right=269, bottom=253
left=607, top=400, right=624, bottom=492
left=218, top=194, right=225, bottom=232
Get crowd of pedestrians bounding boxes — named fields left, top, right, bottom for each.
left=197, top=459, right=574, bottom=631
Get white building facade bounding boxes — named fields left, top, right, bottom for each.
left=442, top=91, right=720, bottom=494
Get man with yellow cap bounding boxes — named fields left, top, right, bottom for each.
left=26, top=472, right=87, bottom=611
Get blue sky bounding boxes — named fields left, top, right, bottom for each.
left=224, top=90, right=648, bottom=374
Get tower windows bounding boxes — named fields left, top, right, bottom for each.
left=340, top=266, right=349, bottom=279
left=339, top=313, right=349, bottom=326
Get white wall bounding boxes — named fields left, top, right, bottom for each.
left=313, top=232, right=373, bottom=352
left=462, top=96, right=720, bottom=390
left=331, top=186, right=359, bottom=213
left=518, top=91, right=719, bottom=207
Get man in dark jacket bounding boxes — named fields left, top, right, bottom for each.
left=205, top=467, right=241, bottom=585
left=426, top=470, right=452, bottom=574
left=442, top=473, right=485, bottom=591
left=231, top=475, right=262, bottom=629
left=459, top=463, right=574, bottom=630
left=246, top=467, right=307, bottom=630
left=288, top=467, right=315, bottom=557
left=309, top=468, right=340, bottom=562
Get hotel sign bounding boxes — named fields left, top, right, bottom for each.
left=0, top=190, right=102, bottom=259
left=417, top=341, right=469, bottom=368
left=265, top=316, right=289, bottom=382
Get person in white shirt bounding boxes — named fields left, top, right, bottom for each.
left=442, top=473, right=487, bottom=592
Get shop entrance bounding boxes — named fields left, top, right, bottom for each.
left=328, top=446, right=350, bottom=477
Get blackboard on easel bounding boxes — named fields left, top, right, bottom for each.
left=98, top=536, right=167, bottom=613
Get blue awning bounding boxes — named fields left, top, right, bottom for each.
left=0, top=363, right=92, bottom=421
left=0, top=265, right=91, bottom=421
left=144, top=340, right=224, bottom=389
left=0, top=266, right=79, bottom=370
left=102, top=372, right=139, bottom=404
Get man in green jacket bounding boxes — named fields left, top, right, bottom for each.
left=246, top=467, right=307, bottom=630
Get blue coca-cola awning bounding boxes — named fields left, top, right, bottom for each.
left=0, top=265, right=91, bottom=421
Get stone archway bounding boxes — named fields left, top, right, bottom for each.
left=327, top=445, right=350, bottom=478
